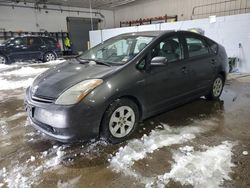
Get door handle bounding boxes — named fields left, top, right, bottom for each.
left=211, top=59, right=216, bottom=65
left=181, top=66, right=188, bottom=74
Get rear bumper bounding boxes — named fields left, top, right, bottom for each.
left=24, top=87, right=103, bottom=143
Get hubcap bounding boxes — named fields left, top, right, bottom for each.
left=0, top=56, right=6, bottom=64
left=109, top=106, right=135, bottom=138
left=213, top=77, right=223, bottom=97
left=46, top=53, right=55, bottom=61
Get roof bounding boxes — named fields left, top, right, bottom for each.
left=119, top=30, right=174, bottom=37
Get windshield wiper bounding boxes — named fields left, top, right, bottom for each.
left=76, top=57, right=88, bottom=64
left=79, top=58, right=112, bottom=67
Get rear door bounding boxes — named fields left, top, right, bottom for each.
left=26, top=37, right=44, bottom=60
left=182, top=33, right=215, bottom=93
left=144, top=33, right=192, bottom=113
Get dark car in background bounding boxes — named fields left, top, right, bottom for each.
left=25, top=30, right=228, bottom=144
left=0, top=36, right=62, bottom=64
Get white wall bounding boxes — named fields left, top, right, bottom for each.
left=0, top=3, right=114, bottom=32
left=114, top=0, right=250, bottom=27
left=90, top=13, right=250, bottom=73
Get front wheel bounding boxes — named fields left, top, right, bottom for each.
left=205, top=75, right=224, bottom=100
left=101, top=98, right=139, bottom=144
left=0, top=55, right=8, bottom=64
left=43, top=52, right=56, bottom=62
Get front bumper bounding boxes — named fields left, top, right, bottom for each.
left=24, top=87, right=103, bottom=143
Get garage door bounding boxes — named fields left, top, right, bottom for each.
left=66, top=17, right=98, bottom=54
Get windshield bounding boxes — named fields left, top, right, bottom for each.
left=79, top=35, right=154, bottom=65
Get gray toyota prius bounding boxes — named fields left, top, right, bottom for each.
left=25, top=30, right=228, bottom=143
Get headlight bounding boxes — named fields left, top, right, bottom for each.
left=55, top=79, right=103, bottom=105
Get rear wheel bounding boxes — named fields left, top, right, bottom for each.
left=101, top=98, right=139, bottom=144
left=44, top=52, right=56, bottom=62
left=206, top=74, right=224, bottom=100
left=0, top=55, right=7, bottom=64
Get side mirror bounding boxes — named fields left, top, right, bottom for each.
left=150, top=56, right=168, bottom=66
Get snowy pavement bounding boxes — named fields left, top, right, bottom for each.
left=0, top=61, right=250, bottom=188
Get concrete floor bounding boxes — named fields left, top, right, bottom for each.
left=0, top=62, right=250, bottom=188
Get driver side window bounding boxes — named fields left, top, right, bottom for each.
left=13, top=38, right=26, bottom=46
left=152, top=36, right=182, bottom=63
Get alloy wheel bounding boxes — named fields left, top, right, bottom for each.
left=109, top=106, right=135, bottom=138
left=213, top=77, right=223, bottom=97
left=0, top=56, right=7, bottom=64
left=45, top=53, right=56, bottom=62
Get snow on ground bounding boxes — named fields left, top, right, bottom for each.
left=57, top=176, right=82, bottom=188
left=0, top=64, right=18, bottom=72
left=109, top=121, right=236, bottom=188
left=0, top=145, right=68, bottom=188
left=109, top=124, right=208, bottom=175
left=0, top=59, right=65, bottom=91
left=0, top=77, right=34, bottom=90
left=151, top=142, right=235, bottom=188
left=1, top=67, right=48, bottom=76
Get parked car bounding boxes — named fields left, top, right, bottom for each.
left=0, top=36, right=62, bottom=64
left=25, top=31, right=228, bottom=143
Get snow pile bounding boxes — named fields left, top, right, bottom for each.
left=109, top=124, right=204, bottom=175
left=0, top=145, right=67, bottom=187
left=151, top=141, right=235, bottom=188
left=1, top=67, right=48, bottom=76
left=57, top=176, right=81, bottom=188
left=0, top=64, right=18, bottom=71
left=45, top=146, right=66, bottom=168
left=109, top=122, right=235, bottom=188
left=42, top=59, right=66, bottom=65
left=0, top=78, right=34, bottom=90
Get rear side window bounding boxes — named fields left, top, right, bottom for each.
left=27, top=37, right=43, bottom=46
left=207, top=39, right=218, bottom=54
left=42, top=38, right=57, bottom=46
left=186, top=37, right=209, bottom=58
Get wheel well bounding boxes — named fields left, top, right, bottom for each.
left=219, top=71, right=226, bottom=82
left=99, top=95, right=143, bottom=136
left=44, top=51, right=57, bottom=57
left=121, top=95, right=143, bottom=120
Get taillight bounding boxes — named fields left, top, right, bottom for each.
left=56, top=42, right=61, bottom=49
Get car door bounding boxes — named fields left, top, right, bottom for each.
left=7, top=37, right=29, bottom=61
left=26, top=37, right=44, bottom=60
left=182, top=33, right=215, bottom=93
left=144, top=33, right=192, bottom=114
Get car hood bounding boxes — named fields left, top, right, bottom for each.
left=31, top=59, right=120, bottom=99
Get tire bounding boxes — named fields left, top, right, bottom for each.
left=0, top=55, right=8, bottom=64
left=205, top=74, right=224, bottom=100
left=43, top=52, right=56, bottom=62
left=100, top=98, right=139, bottom=144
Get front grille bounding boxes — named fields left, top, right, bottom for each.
left=32, top=95, right=55, bottom=104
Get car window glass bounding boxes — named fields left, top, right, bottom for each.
left=186, top=37, right=209, bottom=58
left=137, top=56, right=147, bottom=70
left=152, top=36, right=182, bottom=63
left=27, top=37, right=42, bottom=46
left=134, top=37, right=153, bottom=54
left=43, top=38, right=56, bottom=46
left=81, top=36, right=153, bottom=65
left=207, top=40, right=218, bottom=54
left=14, top=38, right=26, bottom=46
